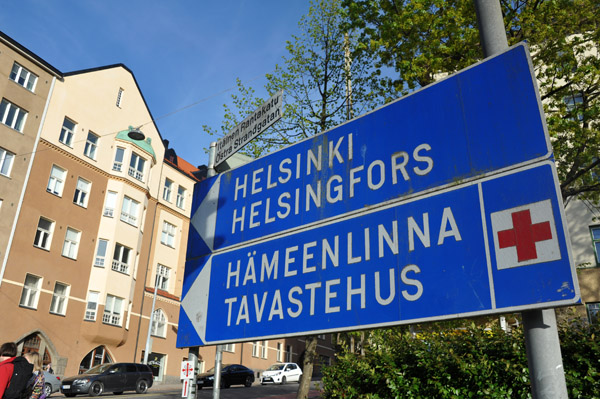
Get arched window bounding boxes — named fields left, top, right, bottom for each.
left=79, top=346, right=113, bottom=373
left=18, top=333, right=52, bottom=369
left=151, top=309, right=167, bottom=338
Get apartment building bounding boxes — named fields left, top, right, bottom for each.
left=0, top=31, right=198, bottom=381
left=0, top=31, right=337, bottom=384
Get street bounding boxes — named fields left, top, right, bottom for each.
left=50, top=380, right=323, bottom=399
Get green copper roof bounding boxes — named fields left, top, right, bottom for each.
left=116, top=127, right=156, bottom=161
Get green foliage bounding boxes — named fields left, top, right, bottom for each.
left=344, top=0, right=600, bottom=202
left=322, top=321, right=600, bottom=398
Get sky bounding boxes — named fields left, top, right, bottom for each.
left=0, top=0, right=310, bottom=167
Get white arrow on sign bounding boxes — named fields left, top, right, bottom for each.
left=181, top=256, right=212, bottom=343
left=190, top=175, right=221, bottom=252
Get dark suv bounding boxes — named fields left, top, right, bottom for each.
left=60, top=363, right=153, bottom=397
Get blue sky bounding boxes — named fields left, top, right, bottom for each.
left=0, top=0, right=310, bottom=167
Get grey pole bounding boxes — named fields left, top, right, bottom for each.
left=522, top=309, right=568, bottom=398
left=473, top=0, right=508, bottom=57
left=187, top=347, right=199, bottom=399
left=473, top=1, right=568, bottom=398
left=207, top=141, right=223, bottom=399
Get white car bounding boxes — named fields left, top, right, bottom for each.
left=260, top=363, right=302, bottom=385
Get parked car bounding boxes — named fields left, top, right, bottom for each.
left=43, top=371, right=61, bottom=397
left=60, top=363, right=153, bottom=397
left=197, top=364, right=254, bottom=389
left=260, top=362, right=302, bottom=385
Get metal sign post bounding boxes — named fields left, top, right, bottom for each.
left=473, top=1, right=568, bottom=398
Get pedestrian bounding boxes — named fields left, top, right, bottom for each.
left=24, top=352, right=45, bottom=399
left=0, top=342, right=18, bottom=397
left=43, top=364, right=52, bottom=375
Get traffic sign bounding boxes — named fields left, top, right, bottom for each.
left=180, top=361, right=194, bottom=380
left=177, top=162, right=579, bottom=346
left=188, top=43, right=552, bottom=259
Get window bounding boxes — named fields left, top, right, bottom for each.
left=9, top=62, right=38, bottom=91
left=587, top=303, right=600, bottom=324
left=84, top=131, right=99, bottom=160
left=59, top=117, right=76, bottom=147
left=591, top=227, right=600, bottom=265
left=19, top=274, right=41, bottom=309
left=285, top=345, right=292, bottom=362
left=103, top=191, right=117, bottom=217
left=0, top=147, right=15, bottom=177
left=564, top=92, right=584, bottom=121
left=156, top=264, right=170, bottom=291
left=163, top=179, right=173, bottom=201
left=161, top=221, right=176, bottom=247
left=47, top=165, right=66, bottom=196
left=50, top=282, right=69, bottom=315
left=94, top=239, right=109, bottom=267
left=176, top=186, right=186, bottom=209
left=116, top=88, right=124, bottom=107
left=103, top=294, right=123, bottom=326
left=128, top=153, right=145, bottom=181
left=277, top=343, right=283, bottom=362
left=261, top=340, right=268, bottom=358
left=120, top=196, right=139, bottom=226
left=112, top=243, right=130, bottom=274
left=62, top=227, right=80, bottom=259
left=34, top=217, right=54, bottom=250
left=151, top=309, right=167, bottom=338
left=73, top=178, right=91, bottom=207
left=252, top=342, right=259, bottom=357
left=84, top=291, right=100, bottom=321
left=0, top=99, right=27, bottom=132
left=223, top=343, right=235, bottom=353
left=113, top=147, right=125, bottom=172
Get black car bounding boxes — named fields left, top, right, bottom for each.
left=60, top=363, right=153, bottom=397
left=197, top=364, right=254, bottom=389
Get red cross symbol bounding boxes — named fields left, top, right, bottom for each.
left=182, top=362, right=193, bottom=378
left=497, top=209, right=553, bottom=262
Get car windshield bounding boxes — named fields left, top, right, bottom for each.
left=83, top=363, right=113, bottom=375
left=267, top=364, right=285, bottom=371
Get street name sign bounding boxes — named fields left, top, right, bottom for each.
left=177, top=43, right=580, bottom=348
left=214, top=90, right=284, bottom=167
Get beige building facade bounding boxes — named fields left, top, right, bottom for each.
left=0, top=31, right=337, bottom=385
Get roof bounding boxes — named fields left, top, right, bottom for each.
left=0, top=30, right=62, bottom=77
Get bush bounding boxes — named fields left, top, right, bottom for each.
left=321, top=320, right=600, bottom=398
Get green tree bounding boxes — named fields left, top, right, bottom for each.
left=345, top=0, right=600, bottom=202
left=204, top=0, right=381, bottom=159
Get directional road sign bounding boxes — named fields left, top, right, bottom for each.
left=177, top=43, right=580, bottom=348
left=178, top=162, right=579, bottom=346
left=188, top=43, right=552, bottom=258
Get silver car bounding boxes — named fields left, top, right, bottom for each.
left=43, top=371, right=62, bottom=397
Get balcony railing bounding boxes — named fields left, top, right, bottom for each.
left=111, top=260, right=129, bottom=274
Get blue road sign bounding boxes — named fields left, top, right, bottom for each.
left=187, top=43, right=552, bottom=258
left=177, top=162, right=579, bottom=347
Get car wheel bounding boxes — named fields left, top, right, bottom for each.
left=220, top=379, right=230, bottom=389
left=197, top=385, right=203, bottom=390
left=244, top=376, right=253, bottom=387
left=89, top=381, right=104, bottom=396
left=44, top=383, right=52, bottom=397
left=136, top=379, right=149, bottom=394
left=280, top=376, right=287, bottom=385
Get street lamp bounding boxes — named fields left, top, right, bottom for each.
left=127, top=126, right=145, bottom=141
left=143, top=274, right=162, bottom=365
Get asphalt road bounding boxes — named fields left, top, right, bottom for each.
left=50, top=380, right=323, bottom=399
